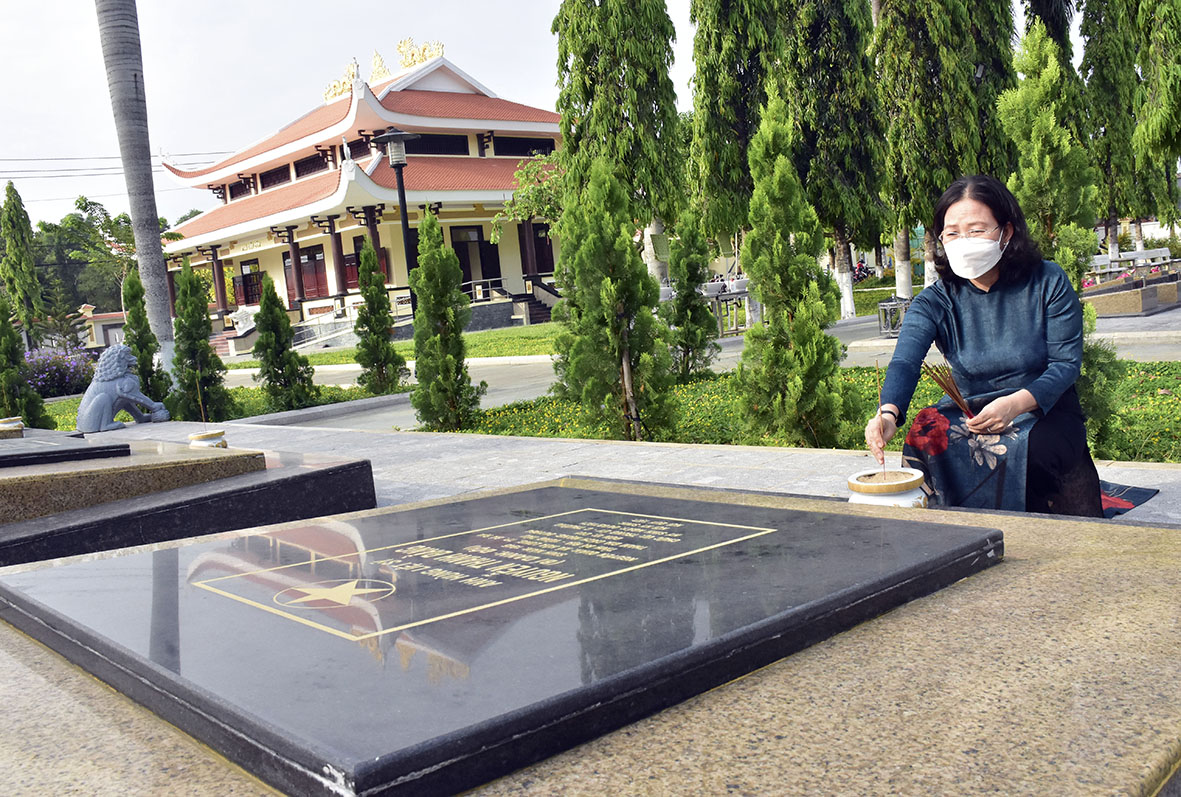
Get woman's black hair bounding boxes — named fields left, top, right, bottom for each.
left=931, top=175, right=1043, bottom=286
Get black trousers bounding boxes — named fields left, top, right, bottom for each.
left=1025, top=385, right=1104, bottom=517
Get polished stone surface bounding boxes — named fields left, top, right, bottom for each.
left=0, top=440, right=265, bottom=524
left=0, top=448, right=376, bottom=567
left=0, top=480, right=1001, bottom=796
left=0, top=428, right=128, bottom=468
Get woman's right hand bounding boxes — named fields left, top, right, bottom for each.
left=865, top=410, right=899, bottom=465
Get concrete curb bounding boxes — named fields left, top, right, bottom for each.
left=846, top=330, right=1181, bottom=351
left=229, top=392, right=412, bottom=426
left=228, top=354, right=557, bottom=378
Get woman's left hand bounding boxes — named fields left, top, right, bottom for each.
left=965, top=390, right=1038, bottom=435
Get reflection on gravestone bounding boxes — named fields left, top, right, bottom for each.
left=0, top=481, right=1002, bottom=796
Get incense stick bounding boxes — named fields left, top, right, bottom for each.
left=921, top=362, right=974, bottom=418
left=874, top=360, right=886, bottom=475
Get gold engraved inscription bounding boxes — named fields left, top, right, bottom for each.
left=192, top=508, right=776, bottom=642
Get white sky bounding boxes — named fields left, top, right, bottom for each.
left=2, top=1, right=1076, bottom=228
left=0, top=0, right=696, bottom=226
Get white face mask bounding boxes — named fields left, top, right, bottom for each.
left=943, top=235, right=1006, bottom=280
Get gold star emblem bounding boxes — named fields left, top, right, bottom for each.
left=274, top=579, right=395, bottom=608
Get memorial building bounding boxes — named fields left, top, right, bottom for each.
left=162, top=47, right=561, bottom=337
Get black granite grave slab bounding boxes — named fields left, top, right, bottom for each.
left=0, top=428, right=128, bottom=468
left=0, top=450, right=376, bottom=566
left=0, top=480, right=1003, bottom=796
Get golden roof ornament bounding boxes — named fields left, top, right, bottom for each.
left=396, top=38, right=444, bottom=69
left=323, top=57, right=360, bottom=104
left=370, top=50, right=392, bottom=84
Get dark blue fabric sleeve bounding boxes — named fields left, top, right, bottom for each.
left=879, top=293, right=940, bottom=422
left=1025, top=264, right=1084, bottom=411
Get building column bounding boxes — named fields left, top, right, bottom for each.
left=165, top=266, right=177, bottom=317
left=364, top=208, right=384, bottom=280
left=522, top=217, right=539, bottom=278
left=208, top=245, right=228, bottom=316
left=312, top=215, right=348, bottom=297
left=272, top=225, right=305, bottom=305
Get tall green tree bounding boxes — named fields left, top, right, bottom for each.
left=553, top=158, right=673, bottom=441
left=95, top=0, right=175, bottom=372
left=689, top=0, right=782, bottom=241
left=166, top=259, right=232, bottom=422
left=39, top=270, right=86, bottom=352
left=409, top=211, right=486, bottom=431
left=1081, top=0, right=1137, bottom=256
left=783, top=0, right=885, bottom=318
left=553, top=0, right=681, bottom=251
left=1133, top=0, right=1181, bottom=162
left=735, top=94, right=844, bottom=447
left=972, top=0, right=1019, bottom=178
left=659, top=205, right=719, bottom=381
left=1000, top=21, right=1119, bottom=453
left=353, top=238, right=407, bottom=394
left=872, top=0, right=980, bottom=294
left=121, top=268, right=170, bottom=402
left=252, top=275, right=318, bottom=411
left=0, top=294, right=53, bottom=429
left=1, top=182, right=45, bottom=343
left=999, top=20, right=1099, bottom=260
left=1024, top=0, right=1088, bottom=140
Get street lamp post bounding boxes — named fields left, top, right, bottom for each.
left=372, top=126, right=421, bottom=313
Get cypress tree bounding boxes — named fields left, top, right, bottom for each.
left=782, top=0, right=886, bottom=319
left=553, top=158, right=673, bottom=441
left=734, top=93, right=844, bottom=447
left=1000, top=22, right=1120, bottom=454
left=872, top=0, right=981, bottom=292
left=166, top=259, right=232, bottom=422
left=1133, top=0, right=1181, bottom=161
left=0, top=293, right=53, bottom=429
left=659, top=205, right=719, bottom=382
left=998, top=20, right=1099, bottom=257
left=689, top=0, right=782, bottom=240
left=353, top=238, right=407, bottom=394
left=41, top=270, right=86, bottom=353
left=409, top=211, right=485, bottom=431
left=121, top=268, right=171, bottom=402
left=972, top=0, right=1019, bottom=178
left=1024, top=0, right=1088, bottom=141
left=1081, top=0, right=1137, bottom=257
left=252, top=274, right=317, bottom=412
left=553, top=0, right=680, bottom=223
left=1, top=182, right=45, bottom=343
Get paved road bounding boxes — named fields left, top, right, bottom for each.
left=223, top=309, right=1180, bottom=431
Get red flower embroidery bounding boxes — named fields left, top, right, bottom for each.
left=906, top=407, right=951, bottom=456
left=1100, top=491, right=1134, bottom=510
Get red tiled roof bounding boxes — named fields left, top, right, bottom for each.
left=164, top=98, right=353, bottom=180
left=171, top=169, right=341, bottom=241
left=380, top=90, right=559, bottom=123
left=369, top=156, right=533, bottom=192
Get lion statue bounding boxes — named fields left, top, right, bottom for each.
left=76, top=344, right=170, bottom=433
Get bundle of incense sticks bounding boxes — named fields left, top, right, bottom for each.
left=922, top=362, right=974, bottom=418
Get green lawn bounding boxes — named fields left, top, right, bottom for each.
left=852, top=283, right=922, bottom=317
left=474, top=363, right=1181, bottom=464
left=227, top=322, right=562, bottom=369
left=44, top=384, right=403, bottom=432
left=41, top=361, right=1181, bottom=463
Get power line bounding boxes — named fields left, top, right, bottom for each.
left=0, top=164, right=215, bottom=176
left=23, top=187, right=195, bottom=203
left=0, top=167, right=217, bottom=181
left=0, top=151, right=233, bottom=162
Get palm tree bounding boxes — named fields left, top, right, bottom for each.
left=94, top=0, right=175, bottom=370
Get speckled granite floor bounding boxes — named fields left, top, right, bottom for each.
left=1, top=492, right=1178, bottom=796
left=5, top=422, right=1181, bottom=795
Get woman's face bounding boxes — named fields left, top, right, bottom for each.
left=941, top=197, right=1011, bottom=246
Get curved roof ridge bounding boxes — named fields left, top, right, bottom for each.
left=163, top=93, right=356, bottom=181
